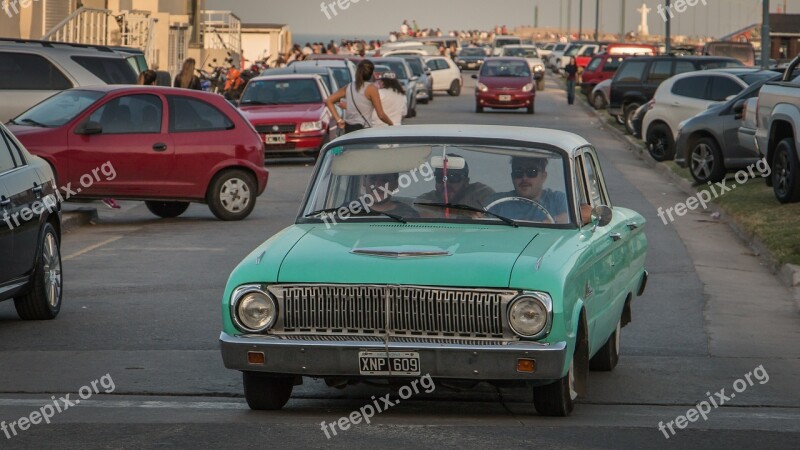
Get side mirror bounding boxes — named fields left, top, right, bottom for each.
left=471, top=74, right=478, bottom=79
left=591, top=205, right=612, bottom=230
left=410, top=76, right=419, bottom=82
left=76, top=121, right=102, bottom=135
left=732, top=98, right=746, bottom=119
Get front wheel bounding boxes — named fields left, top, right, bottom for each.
left=207, top=169, right=257, bottom=221
left=448, top=79, right=461, bottom=96
left=622, top=103, right=641, bottom=133
left=533, top=355, right=577, bottom=416
left=646, top=123, right=675, bottom=161
left=145, top=201, right=190, bottom=218
left=14, top=222, right=62, bottom=320
left=475, top=103, right=484, bottom=113
left=689, top=137, right=726, bottom=184
left=592, top=92, right=607, bottom=109
left=527, top=103, right=535, bottom=114
left=242, top=372, right=293, bottom=410
left=589, top=319, right=620, bottom=371
left=771, top=138, right=800, bottom=203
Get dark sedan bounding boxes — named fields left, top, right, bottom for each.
left=0, top=122, right=62, bottom=320
left=455, top=47, right=487, bottom=70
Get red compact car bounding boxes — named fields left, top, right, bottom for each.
left=473, top=57, right=536, bottom=114
left=580, top=53, right=631, bottom=94
left=7, top=86, right=268, bottom=221
left=238, top=74, right=338, bottom=157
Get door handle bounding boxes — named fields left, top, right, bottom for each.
left=626, top=222, right=639, bottom=230
left=0, top=197, right=10, bottom=208
left=152, top=143, right=168, bottom=152
left=609, top=232, right=622, bottom=242
left=32, top=183, right=43, bottom=198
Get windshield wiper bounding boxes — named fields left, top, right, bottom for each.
left=305, top=207, right=407, bottom=224
left=414, top=202, right=518, bottom=227
left=19, top=118, right=47, bottom=127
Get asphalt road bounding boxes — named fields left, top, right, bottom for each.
left=0, top=73, right=798, bottom=449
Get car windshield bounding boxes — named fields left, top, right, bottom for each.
left=12, top=89, right=104, bottom=127
left=480, top=60, right=531, bottom=77
left=564, top=46, right=580, bottom=56
left=738, top=72, right=777, bottom=85
left=495, top=39, right=520, bottom=47
left=328, top=67, right=351, bottom=87
left=301, top=142, right=573, bottom=227
left=240, top=79, right=323, bottom=105
left=503, top=48, right=539, bottom=58
left=460, top=48, right=485, bottom=56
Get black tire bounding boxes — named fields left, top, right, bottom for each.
left=448, top=79, right=461, bottom=96
left=592, top=92, right=607, bottom=110
left=207, top=169, right=257, bottom=221
left=590, top=319, right=620, bottom=371
left=475, top=103, right=484, bottom=113
left=242, top=372, right=293, bottom=410
left=533, top=351, right=577, bottom=416
left=536, top=78, right=545, bottom=91
left=145, top=201, right=190, bottom=218
left=407, top=106, right=417, bottom=118
left=622, top=102, right=641, bottom=133
left=527, top=103, right=535, bottom=114
left=14, top=222, right=62, bottom=320
left=428, top=89, right=434, bottom=101
left=646, top=122, right=675, bottom=161
left=689, top=137, right=726, bottom=184
left=614, top=114, right=625, bottom=125
left=771, top=138, right=800, bottom=203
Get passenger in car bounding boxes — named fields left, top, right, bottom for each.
left=416, top=156, right=494, bottom=214
left=364, top=173, right=419, bottom=218
left=485, top=156, right=569, bottom=223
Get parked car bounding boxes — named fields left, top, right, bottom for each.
left=397, top=55, right=433, bottom=104
left=604, top=43, right=658, bottom=56
left=500, top=45, right=546, bottom=90
left=287, top=59, right=356, bottom=89
left=608, top=56, right=744, bottom=129
left=0, top=122, right=62, bottom=320
left=642, top=68, right=766, bottom=161
left=455, top=47, right=487, bottom=70
left=260, top=66, right=341, bottom=99
left=0, top=38, right=138, bottom=122
left=755, top=54, right=800, bottom=203
left=424, top=56, right=463, bottom=96
left=590, top=79, right=612, bottom=110
left=703, top=41, right=756, bottom=66
left=491, top=35, right=522, bottom=56
left=239, top=74, right=337, bottom=158
left=474, top=57, right=536, bottom=114
left=368, top=57, right=419, bottom=117
left=7, top=86, right=268, bottom=221
left=555, top=43, right=602, bottom=73
left=545, top=43, right=569, bottom=68
left=218, top=124, right=648, bottom=416
left=581, top=54, right=630, bottom=95
left=674, top=71, right=781, bottom=183
left=537, top=42, right=554, bottom=60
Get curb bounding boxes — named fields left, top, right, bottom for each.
left=61, top=208, right=97, bottom=234
left=573, top=84, right=800, bottom=298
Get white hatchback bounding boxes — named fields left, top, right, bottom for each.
left=424, top=56, right=463, bottom=96
left=642, top=69, right=757, bottom=161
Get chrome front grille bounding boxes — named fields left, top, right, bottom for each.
left=270, top=284, right=517, bottom=339
left=255, top=124, right=296, bottom=133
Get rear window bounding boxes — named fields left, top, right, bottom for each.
left=0, top=52, right=72, bottom=90
left=71, top=56, right=138, bottom=84
left=647, top=60, right=673, bottom=83
left=614, top=60, right=647, bottom=82
left=603, top=56, right=625, bottom=72
left=672, top=76, right=709, bottom=99
left=586, top=57, right=602, bottom=71
left=167, top=96, right=234, bottom=132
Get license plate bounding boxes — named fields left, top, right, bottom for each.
left=468, top=63, right=476, bottom=68
left=263, top=134, right=286, bottom=144
left=359, top=351, right=420, bottom=376
left=499, top=95, right=512, bottom=101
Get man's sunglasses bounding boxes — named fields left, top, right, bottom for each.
left=511, top=168, right=540, bottom=179
left=434, top=172, right=466, bottom=183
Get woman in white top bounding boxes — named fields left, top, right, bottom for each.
left=325, top=60, right=392, bottom=133
left=371, top=72, right=407, bottom=127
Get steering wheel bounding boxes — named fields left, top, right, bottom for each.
left=485, top=196, right=556, bottom=224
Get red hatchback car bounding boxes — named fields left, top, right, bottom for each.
left=7, top=86, right=268, bottom=221
left=473, top=57, right=536, bottom=114
left=238, top=74, right=337, bottom=157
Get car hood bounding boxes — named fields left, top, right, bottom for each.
left=5, top=124, right=53, bottom=137
left=480, top=77, right=533, bottom=89
left=272, top=224, right=545, bottom=288
left=239, top=103, right=324, bottom=122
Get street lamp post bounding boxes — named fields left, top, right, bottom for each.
left=579, top=0, right=583, bottom=40
left=665, top=0, right=671, bottom=54
left=594, top=0, right=600, bottom=41
left=762, top=0, right=770, bottom=68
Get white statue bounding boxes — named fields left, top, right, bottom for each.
left=637, top=2, right=651, bottom=36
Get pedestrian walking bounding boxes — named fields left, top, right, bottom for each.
left=173, top=58, right=201, bottom=90
left=564, top=57, right=578, bottom=105
left=324, top=60, right=393, bottom=134
left=371, top=72, right=407, bottom=127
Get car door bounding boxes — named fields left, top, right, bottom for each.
left=0, top=128, right=44, bottom=280
left=428, top=58, right=449, bottom=90
left=0, top=137, right=16, bottom=284
left=644, top=60, right=672, bottom=99
left=666, top=75, right=713, bottom=132
left=67, top=92, right=173, bottom=197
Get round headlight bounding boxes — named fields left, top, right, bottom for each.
left=508, top=296, right=548, bottom=337
left=235, top=290, right=276, bottom=332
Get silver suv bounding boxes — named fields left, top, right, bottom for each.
left=0, top=38, right=138, bottom=122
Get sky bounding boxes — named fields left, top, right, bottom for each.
left=206, top=0, right=799, bottom=40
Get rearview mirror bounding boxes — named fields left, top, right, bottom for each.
left=76, top=121, right=102, bottom=135
left=430, top=155, right=466, bottom=170
left=591, top=205, right=612, bottom=229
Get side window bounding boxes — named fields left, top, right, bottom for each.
left=0, top=132, right=17, bottom=174
left=87, top=94, right=163, bottom=134
left=0, top=52, right=72, bottom=90
left=603, top=57, right=623, bottom=72
left=646, top=60, right=672, bottom=83
left=672, top=76, right=709, bottom=99
left=586, top=57, right=602, bottom=71
left=614, top=60, right=647, bottom=82
left=425, top=60, right=437, bottom=71
left=581, top=151, right=607, bottom=207
left=574, top=156, right=589, bottom=224
left=168, top=96, right=234, bottom=132
left=436, top=59, right=449, bottom=71
left=2, top=131, right=24, bottom=166
left=673, top=60, right=696, bottom=75
left=708, top=76, right=743, bottom=101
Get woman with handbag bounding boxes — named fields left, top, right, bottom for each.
left=325, top=60, right=393, bottom=133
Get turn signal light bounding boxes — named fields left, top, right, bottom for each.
left=247, top=352, right=265, bottom=364
left=516, top=358, right=536, bottom=373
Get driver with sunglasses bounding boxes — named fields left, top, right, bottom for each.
left=417, top=155, right=495, bottom=214
left=485, top=156, right=569, bottom=223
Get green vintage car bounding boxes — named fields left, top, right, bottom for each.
left=219, top=125, right=648, bottom=416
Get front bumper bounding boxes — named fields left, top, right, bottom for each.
left=263, top=132, right=327, bottom=155
left=476, top=92, right=534, bottom=109
left=220, top=332, right=568, bottom=380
